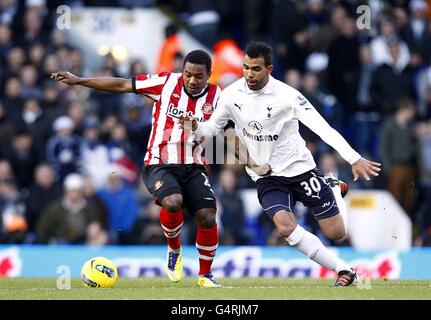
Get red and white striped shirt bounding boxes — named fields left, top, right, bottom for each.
left=132, top=72, right=221, bottom=166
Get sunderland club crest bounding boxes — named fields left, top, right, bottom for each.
left=202, top=103, right=214, bottom=120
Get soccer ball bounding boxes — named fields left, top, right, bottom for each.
left=81, top=257, right=118, bottom=288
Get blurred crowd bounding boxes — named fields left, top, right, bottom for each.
left=1, top=0, right=431, bottom=247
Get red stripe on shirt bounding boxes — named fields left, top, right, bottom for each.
left=158, top=76, right=183, bottom=164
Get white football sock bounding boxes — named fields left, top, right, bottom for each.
left=332, top=185, right=348, bottom=233
left=285, top=225, right=350, bottom=273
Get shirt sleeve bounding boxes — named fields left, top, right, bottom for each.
left=194, top=90, right=232, bottom=138
left=292, top=92, right=361, bottom=165
left=131, top=71, right=170, bottom=100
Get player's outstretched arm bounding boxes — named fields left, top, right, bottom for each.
left=50, top=71, right=133, bottom=93
left=351, top=157, right=381, bottom=181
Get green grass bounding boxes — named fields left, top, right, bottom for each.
left=0, top=278, right=430, bottom=300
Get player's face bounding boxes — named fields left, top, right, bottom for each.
left=243, top=55, right=273, bottom=91
left=183, top=62, right=210, bottom=95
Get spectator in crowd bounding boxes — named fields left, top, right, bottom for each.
left=1, top=128, right=40, bottom=189
left=135, top=201, right=165, bottom=245
left=27, top=42, right=45, bottom=69
left=45, top=115, right=81, bottom=182
left=156, top=22, right=181, bottom=73
left=0, top=176, right=28, bottom=244
left=26, top=163, right=61, bottom=237
left=80, top=118, right=111, bottom=189
left=371, top=37, right=416, bottom=113
left=370, top=16, right=411, bottom=68
left=36, top=173, right=107, bottom=244
left=400, top=0, right=431, bottom=64
left=4, top=47, right=26, bottom=79
left=0, top=160, right=13, bottom=182
left=0, top=24, right=13, bottom=67
left=172, top=51, right=185, bottom=73
left=2, top=77, right=23, bottom=119
left=217, top=167, right=248, bottom=245
left=90, top=68, right=121, bottom=119
left=304, top=0, right=329, bottom=33
left=350, top=44, right=381, bottom=159
left=20, top=64, right=41, bottom=99
left=41, top=81, right=63, bottom=115
left=122, top=102, right=151, bottom=165
left=282, top=21, right=311, bottom=73
left=106, top=122, right=133, bottom=163
left=67, top=100, right=86, bottom=137
left=380, top=97, right=418, bottom=216
left=99, top=114, right=120, bottom=143
left=415, top=119, right=431, bottom=245
left=301, top=72, right=344, bottom=139
left=14, top=97, right=50, bottom=155
left=180, top=0, right=220, bottom=49
left=270, top=0, right=300, bottom=73
left=81, top=175, right=109, bottom=220
left=209, top=37, right=244, bottom=88
left=81, top=175, right=109, bottom=246
left=129, top=58, right=147, bottom=76
left=97, top=172, right=139, bottom=244
left=0, top=101, right=15, bottom=149
left=327, top=16, right=360, bottom=109
left=284, top=69, right=302, bottom=90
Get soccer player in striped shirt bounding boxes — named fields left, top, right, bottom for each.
left=51, top=50, right=221, bottom=287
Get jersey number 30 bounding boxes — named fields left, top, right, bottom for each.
left=300, top=177, right=321, bottom=196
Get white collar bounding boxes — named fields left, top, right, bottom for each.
left=239, top=75, right=275, bottom=95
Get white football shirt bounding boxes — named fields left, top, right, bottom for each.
left=194, top=75, right=361, bottom=181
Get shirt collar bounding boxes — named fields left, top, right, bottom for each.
left=183, top=84, right=209, bottom=100
left=239, top=75, right=275, bottom=95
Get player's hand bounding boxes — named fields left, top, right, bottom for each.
left=50, top=71, right=80, bottom=85
left=352, top=157, right=381, bottom=181
left=247, top=163, right=272, bottom=176
left=178, top=114, right=198, bottom=131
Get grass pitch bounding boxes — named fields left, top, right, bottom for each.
left=0, top=278, right=430, bottom=300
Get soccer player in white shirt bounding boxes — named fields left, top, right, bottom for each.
left=180, top=42, right=381, bottom=286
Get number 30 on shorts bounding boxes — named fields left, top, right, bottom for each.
left=300, top=177, right=321, bottom=196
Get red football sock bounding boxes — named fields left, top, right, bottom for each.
left=196, top=224, right=219, bottom=275
left=160, top=208, right=184, bottom=251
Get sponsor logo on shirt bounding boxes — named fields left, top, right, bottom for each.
left=166, top=103, right=205, bottom=122
left=243, top=121, right=278, bottom=142
left=248, top=121, right=263, bottom=134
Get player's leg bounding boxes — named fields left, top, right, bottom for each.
left=183, top=164, right=220, bottom=287
left=258, top=175, right=356, bottom=287
left=316, top=178, right=348, bottom=242
left=194, top=207, right=220, bottom=287
left=298, top=170, right=357, bottom=286
left=142, top=165, right=185, bottom=282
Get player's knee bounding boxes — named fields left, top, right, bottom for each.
left=276, top=223, right=297, bottom=238
left=326, top=228, right=347, bottom=241
left=195, top=209, right=216, bottom=228
left=161, top=194, right=183, bottom=213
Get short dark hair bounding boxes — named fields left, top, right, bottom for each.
left=245, top=42, right=273, bottom=66
left=183, top=50, right=212, bottom=73
left=395, top=97, right=415, bottom=112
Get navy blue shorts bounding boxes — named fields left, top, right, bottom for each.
left=256, top=169, right=340, bottom=220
